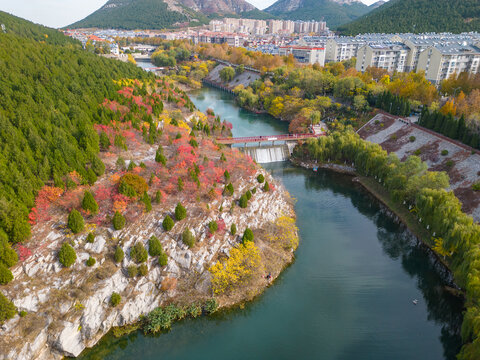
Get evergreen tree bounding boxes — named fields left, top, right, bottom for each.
left=162, top=215, right=174, bottom=231
left=82, top=191, right=99, bottom=214
left=175, top=203, right=186, bottom=221
left=113, top=211, right=126, bottom=230
left=58, top=243, right=76, bottom=267
left=68, top=209, right=84, bottom=234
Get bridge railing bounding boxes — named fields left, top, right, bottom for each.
left=216, top=133, right=323, bottom=144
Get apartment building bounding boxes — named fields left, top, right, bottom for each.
left=356, top=43, right=409, bottom=73
left=325, top=37, right=363, bottom=63
left=279, top=46, right=325, bottom=66
left=416, top=43, right=480, bottom=84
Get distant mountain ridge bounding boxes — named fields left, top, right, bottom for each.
left=68, top=0, right=267, bottom=30
left=264, top=0, right=373, bottom=28
left=338, top=0, right=480, bottom=35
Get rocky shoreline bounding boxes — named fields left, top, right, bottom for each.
left=0, top=167, right=296, bottom=360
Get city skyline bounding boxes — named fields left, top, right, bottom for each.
left=0, top=0, right=387, bottom=29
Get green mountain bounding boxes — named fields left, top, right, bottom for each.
left=264, top=0, right=372, bottom=29
left=68, top=0, right=207, bottom=30
left=68, top=0, right=267, bottom=30
left=0, top=10, right=149, bottom=247
left=338, top=0, right=480, bottom=35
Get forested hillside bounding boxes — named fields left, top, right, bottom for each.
left=0, top=11, right=149, bottom=255
left=338, top=0, right=480, bottom=35
left=265, top=0, right=371, bottom=29
left=68, top=0, right=207, bottom=29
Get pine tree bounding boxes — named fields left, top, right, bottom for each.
left=68, top=209, right=84, bottom=234
left=113, top=211, right=126, bottom=230
left=82, top=191, right=99, bottom=214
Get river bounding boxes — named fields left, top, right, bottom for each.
left=79, top=86, right=464, bottom=360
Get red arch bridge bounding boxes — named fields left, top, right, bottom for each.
left=216, top=133, right=324, bottom=145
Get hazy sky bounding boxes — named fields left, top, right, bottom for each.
left=0, top=0, right=386, bottom=28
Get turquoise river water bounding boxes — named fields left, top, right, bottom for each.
left=79, top=86, right=464, bottom=360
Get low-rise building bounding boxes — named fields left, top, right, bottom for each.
left=279, top=46, right=325, bottom=66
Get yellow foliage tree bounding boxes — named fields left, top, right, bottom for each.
left=209, top=241, right=262, bottom=295
left=268, top=216, right=299, bottom=250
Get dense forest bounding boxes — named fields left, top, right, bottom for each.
left=265, top=0, right=372, bottom=28
left=68, top=0, right=207, bottom=30
left=0, top=11, right=150, bottom=265
left=338, top=0, right=480, bottom=35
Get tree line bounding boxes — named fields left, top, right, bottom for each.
left=418, top=110, right=480, bottom=150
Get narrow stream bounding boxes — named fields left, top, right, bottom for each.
left=78, top=86, right=463, bottom=360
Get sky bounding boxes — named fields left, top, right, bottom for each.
left=0, top=0, right=386, bottom=29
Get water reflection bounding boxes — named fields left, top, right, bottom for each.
left=299, top=166, right=464, bottom=359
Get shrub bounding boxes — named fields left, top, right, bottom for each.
left=182, top=228, right=195, bottom=248
left=92, top=157, right=105, bottom=176
left=0, top=235, right=18, bottom=268
left=230, top=223, right=237, bottom=236
left=204, top=298, right=218, bottom=314
left=224, top=170, right=230, bottom=181
left=414, top=149, right=421, bottom=156
left=208, top=221, right=218, bottom=234
left=178, top=177, right=184, bottom=191
left=446, top=160, right=454, bottom=168
left=409, top=136, right=416, bottom=142
left=130, top=243, right=148, bottom=264
left=251, top=188, right=257, bottom=194
left=187, top=303, right=202, bottom=318
left=224, top=183, right=234, bottom=196
left=263, top=182, right=270, bottom=192
left=99, top=132, right=111, bottom=150
left=472, top=183, right=480, bottom=192
left=119, top=182, right=137, bottom=198
left=116, top=156, right=126, bottom=169
left=19, top=310, right=27, bottom=317
left=128, top=161, right=136, bottom=171
left=189, top=138, right=198, bottom=148
left=156, top=152, right=167, bottom=166
left=113, top=211, right=126, bottom=230
left=142, top=192, right=152, bottom=212
left=162, top=215, right=174, bottom=231
left=127, top=265, right=138, bottom=278
left=58, top=243, right=76, bottom=267
left=86, top=232, right=95, bottom=243
left=155, top=191, right=162, bottom=203
left=86, top=168, right=97, bottom=185
left=114, top=246, right=124, bottom=263
left=242, top=228, right=254, bottom=243
left=119, top=173, right=148, bottom=196
left=138, top=264, right=148, bottom=277
left=158, top=252, right=168, bottom=267
left=175, top=203, right=186, bottom=221
left=82, top=191, right=99, bottom=215
left=239, top=194, right=248, bottom=208
left=0, top=264, right=13, bottom=285
left=441, top=149, right=449, bottom=156
left=68, top=209, right=84, bottom=234
left=148, top=236, right=163, bottom=256
left=0, top=292, right=16, bottom=324
left=86, top=257, right=96, bottom=267
left=257, top=174, right=265, bottom=183
left=245, top=190, right=252, bottom=200
left=110, top=292, right=121, bottom=307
